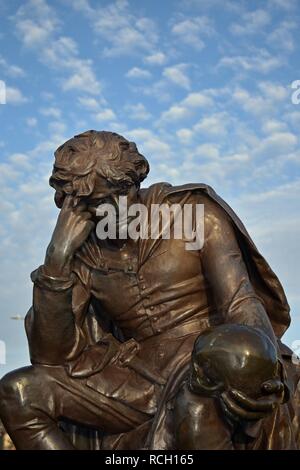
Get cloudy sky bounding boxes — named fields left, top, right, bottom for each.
left=0, top=0, right=299, bottom=375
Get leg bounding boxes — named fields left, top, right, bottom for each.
left=0, top=365, right=150, bottom=450
left=173, top=384, right=234, bottom=449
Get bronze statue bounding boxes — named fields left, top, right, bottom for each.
left=0, top=130, right=299, bottom=450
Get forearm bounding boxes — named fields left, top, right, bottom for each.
left=26, top=195, right=96, bottom=364
left=224, top=293, right=277, bottom=345
left=28, top=265, right=84, bottom=365
left=202, top=200, right=277, bottom=347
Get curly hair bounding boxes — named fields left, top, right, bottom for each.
left=49, top=130, right=150, bottom=199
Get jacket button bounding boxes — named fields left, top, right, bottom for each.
left=138, top=275, right=144, bottom=281
left=128, top=265, right=133, bottom=271
left=141, top=284, right=146, bottom=290
left=150, top=306, right=154, bottom=310
left=153, top=316, right=158, bottom=322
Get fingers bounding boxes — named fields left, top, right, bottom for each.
left=229, top=389, right=279, bottom=412
left=74, top=201, right=88, bottom=213
left=83, top=220, right=95, bottom=236
left=60, top=195, right=91, bottom=221
left=220, top=386, right=283, bottom=423
left=221, top=392, right=270, bottom=421
left=61, top=195, right=88, bottom=213
left=62, top=194, right=74, bottom=210
left=80, top=211, right=92, bottom=221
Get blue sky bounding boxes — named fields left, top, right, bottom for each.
left=0, top=0, right=299, bottom=375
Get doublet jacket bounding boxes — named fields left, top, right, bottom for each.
left=25, top=183, right=296, bottom=447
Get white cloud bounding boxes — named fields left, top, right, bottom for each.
left=14, top=3, right=102, bottom=96
left=62, top=61, right=100, bottom=94
left=71, top=0, right=158, bottom=57
left=78, top=96, right=105, bottom=110
left=195, top=143, right=220, bottom=158
left=126, top=128, right=171, bottom=159
left=0, top=163, right=20, bottom=181
left=48, top=121, right=67, bottom=135
left=267, top=21, right=296, bottom=52
left=193, top=112, right=230, bottom=136
left=0, top=56, right=25, bottom=78
left=160, top=91, right=213, bottom=122
left=163, top=64, right=191, bottom=90
left=42, top=36, right=78, bottom=64
left=232, top=82, right=289, bottom=117
left=284, top=111, right=300, bottom=129
left=124, top=103, right=152, bottom=121
left=230, top=9, right=271, bottom=35
left=268, top=0, right=298, bottom=10
left=126, top=67, right=152, bottom=79
left=94, top=108, right=116, bottom=121
left=43, top=37, right=102, bottom=95
left=232, top=88, right=275, bottom=116
left=218, top=49, right=283, bottom=74
left=171, top=16, right=215, bottom=50
left=254, top=132, right=298, bottom=157
left=40, top=107, right=61, bottom=118
left=160, top=105, right=191, bottom=122
left=144, top=52, right=166, bottom=66
left=183, top=0, right=243, bottom=12
left=26, top=117, right=38, bottom=127
left=6, top=86, right=28, bottom=104
left=9, top=153, right=31, bottom=169
left=262, top=119, right=288, bottom=134
left=258, top=81, right=289, bottom=101
left=181, top=92, right=212, bottom=107
left=231, top=180, right=300, bottom=339
left=176, top=128, right=194, bottom=144
left=14, top=0, right=60, bottom=48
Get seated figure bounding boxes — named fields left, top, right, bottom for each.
left=0, top=130, right=299, bottom=450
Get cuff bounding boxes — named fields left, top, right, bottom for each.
left=31, top=265, right=74, bottom=292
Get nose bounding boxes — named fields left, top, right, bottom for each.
left=54, top=191, right=65, bottom=208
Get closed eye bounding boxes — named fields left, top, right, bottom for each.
left=87, top=198, right=111, bottom=206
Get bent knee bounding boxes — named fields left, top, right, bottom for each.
left=0, top=366, right=37, bottom=403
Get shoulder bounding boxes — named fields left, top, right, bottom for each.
left=141, top=182, right=234, bottom=232
left=165, top=184, right=232, bottom=227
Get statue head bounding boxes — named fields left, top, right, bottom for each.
left=49, top=130, right=149, bottom=208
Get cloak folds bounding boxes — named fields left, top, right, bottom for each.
left=160, top=183, right=291, bottom=339
left=64, top=183, right=294, bottom=449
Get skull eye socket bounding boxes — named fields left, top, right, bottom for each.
left=193, top=360, right=219, bottom=388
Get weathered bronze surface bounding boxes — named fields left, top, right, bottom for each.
left=0, top=130, right=299, bottom=450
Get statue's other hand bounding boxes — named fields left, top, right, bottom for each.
left=45, top=195, right=95, bottom=273
left=190, top=325, right=287, bottom=425
left=220, top=380, right=285, bottom=422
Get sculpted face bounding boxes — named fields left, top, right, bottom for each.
left=82, top=140, right=140, bottom=216
left=83, top=175, right=138, bottom=226
left=51, top=131, right=148, bottom=219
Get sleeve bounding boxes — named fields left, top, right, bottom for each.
left=200, top=197, right=276, bottom=345
left=25, top=261, right=139, bottom=376
left=25, top=264, right=91, bottom=365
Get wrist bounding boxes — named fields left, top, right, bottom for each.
left=44, top=244, right=73, bottom=277
left=31, top=265, right=74, bottom=292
